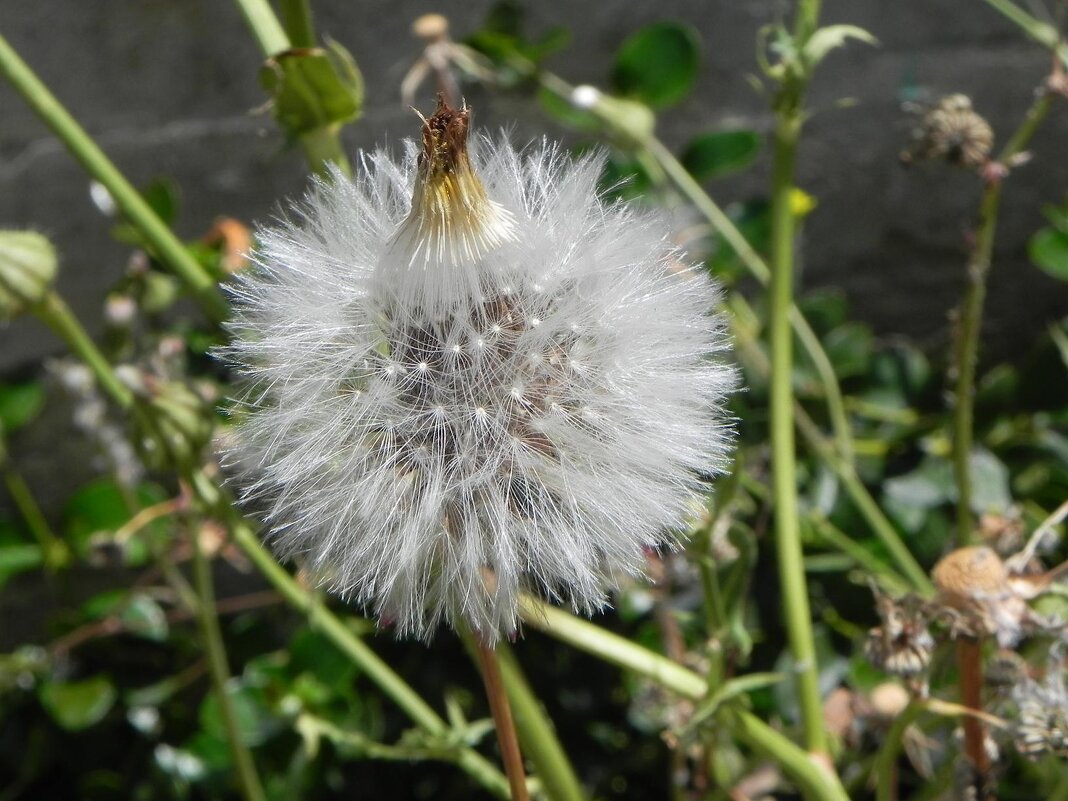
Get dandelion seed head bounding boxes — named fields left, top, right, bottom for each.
left=222, top=99, right=737, bottom=642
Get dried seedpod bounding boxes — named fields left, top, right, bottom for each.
left=864, top=589, right=936, bottom=681
left=900, top=94, right=994, bottom=169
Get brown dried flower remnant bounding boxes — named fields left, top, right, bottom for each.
left=900, top=94, right=994, bottom=169
left=932, top=545, right=1068, bottom=647
left=864, top=587, right=935, bottom=684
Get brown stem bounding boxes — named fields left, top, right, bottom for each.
left=956, top=637, right=992, bottom=799
left=475, top=637, right=531, bottom=801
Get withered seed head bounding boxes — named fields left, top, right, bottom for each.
left=932, top=546, right=1010, bottom=610
left=900, top=94, right=994, bottom=169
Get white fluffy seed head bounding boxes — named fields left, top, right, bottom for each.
left=222, top=100, right=738, bottom=643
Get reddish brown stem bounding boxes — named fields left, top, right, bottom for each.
left=475, top=637, right=530, bottom=801
left=957, top=637, right=992, bottom=798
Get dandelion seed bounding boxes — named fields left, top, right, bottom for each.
left=223, top=98, right=737, bottom=642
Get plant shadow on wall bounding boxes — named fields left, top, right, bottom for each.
left=1, top=1, right=1068, bottom=801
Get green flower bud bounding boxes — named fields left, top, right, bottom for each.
left=0, top=231, right=57, bottom=319
left=129, top=377, right=213, bottom=470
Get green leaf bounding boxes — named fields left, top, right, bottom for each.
left=0, top=542, right=43, bottom=586
left=200, top=681, right=281, bottom=747
left=883, top=457, right=954, bottom=509
left=0, top=380, right=46, bottom=435
left=260, top=39, right=364, bottom=138
left=611, top=22, right=701, bottom=108
left=968, top=449, right=1012, bottom=515
left=1029, top=227, right=1068, bottom=281
left=142, top=178, right=180, bottom=226
left=681, top=131, right=762, bottom=181
left=39, top=675, right=117, bottom=730
left=822, top=322, right=874, bottom=378
left=801, top=25, right=878, bottom=69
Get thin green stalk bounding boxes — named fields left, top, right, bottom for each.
left=33, top=292, right=133, bottom=408
left=190, top=527, right=266, bottom=801
left=518, top=597, right=850, bottom=801
left=873, top=703, right=923, bottom=801
left=233, top=0, right=290, bottom=54
left=2, top=467, right=69, bottom=570
left=230, top=523, right=511, bottom=795
left=0, top=34, right=226, bottom=322
left=951, top=91, right=1055, bottom=546
left=1051, top=771, right=1068, bottom=801
left=471, top=637, right=588, bottom=801
left=768, top=105, right=825, bottom=755
left=980, top=0, right=1068, bottom=68
left=279, top=0, right=316, bottom=48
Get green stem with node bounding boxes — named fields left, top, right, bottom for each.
left=518, top=597, right=850, bottom=801
left=231, top=0, right=353, bottom=178
left=951, top=89, right=1055, bottom=547
left=0, top=34, right=227, bottom=322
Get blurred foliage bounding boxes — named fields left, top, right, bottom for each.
left=1, top=2, right=1067, bottom=801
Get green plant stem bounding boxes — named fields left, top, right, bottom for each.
left=460, top=634, right=587, bottom=801
left=33, top=292, right=133, bottom=408
left=873, top=702, right=922, bottom=801
left=518, top=597, right=849, bottom=801
left=951, top=90, right=1055, bottom=546
left=1051, top=771, right=1068, bottom=801
left=980, top=0, right=1068, bottom=68
left=2, top=467, right=68, bottom=571
left=229, top=523, right=511, bottom=796
left=189, top=523, right=267, bottom=801
left=0, top=33, right=226, bottom=322
left=768, top=104, right=826, bottom=756
left=279, top=0, right=316, bottom=48
left=233, top=0, right=290, bottom=54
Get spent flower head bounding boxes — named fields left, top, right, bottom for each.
left=223, top=98, right=737, bottom=642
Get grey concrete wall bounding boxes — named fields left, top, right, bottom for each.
left=2, top=0, right=1067, bottom=370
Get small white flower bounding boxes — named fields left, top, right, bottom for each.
left=223, top=99, right=736, bottom=642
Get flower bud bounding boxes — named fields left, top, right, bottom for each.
left=132, top=378, right=213, bottom=470
left=0, top=230, right=57, bottom=319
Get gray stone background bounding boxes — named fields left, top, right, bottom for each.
left=2, top=0, right=1067, bottom=369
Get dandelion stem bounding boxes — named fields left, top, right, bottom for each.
left=461, top=633, right=587, bottom=801
left=474, top=638, right=532, bottom=801
left=956, top=637, right=991, bottom=798
left=952, top=88, right=1055, bottom=546
left=519, top=597, right=850, bottom=801
left=228, top=522, right=512, bottom=796
left=189, top=520, right=267, bottom=801
left=0, top=33, right=227, bottom=322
